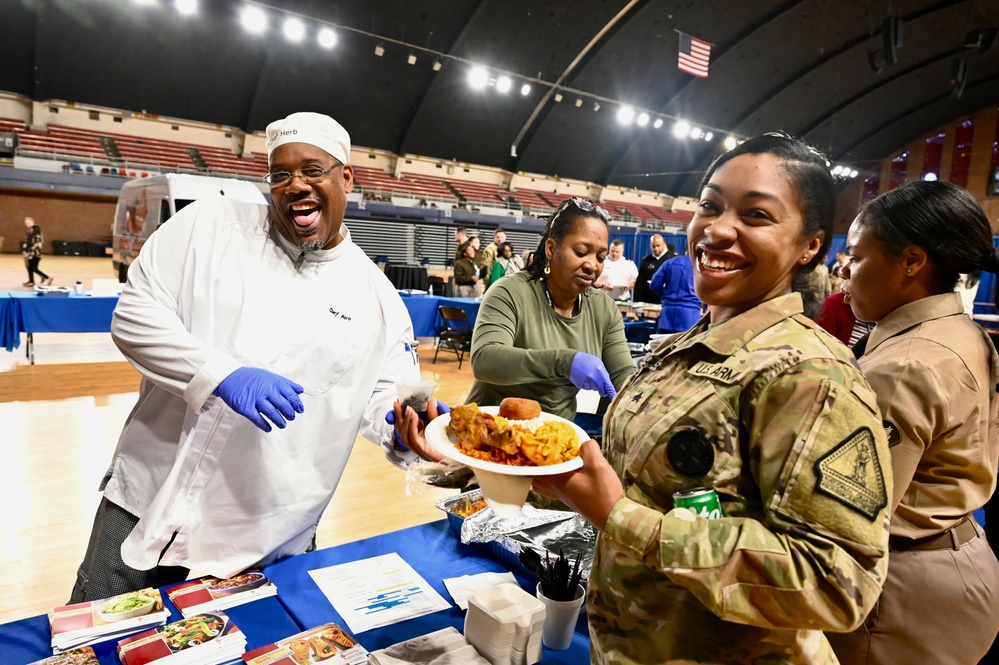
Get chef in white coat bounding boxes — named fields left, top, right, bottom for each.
left=70, top=112, right=420, bottom=601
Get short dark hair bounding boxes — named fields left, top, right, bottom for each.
left=611, top=239, right=625, bottom=247
left=857, top=180, right=999, bottom=305
left=455, top=226, right=467, bottom=235
left=699, top=132, right=835, bottom=274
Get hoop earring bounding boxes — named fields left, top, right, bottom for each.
left=544, top=264, right=551, bottom=275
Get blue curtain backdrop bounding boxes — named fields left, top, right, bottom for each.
left=609, top=231, right=688, bottom=263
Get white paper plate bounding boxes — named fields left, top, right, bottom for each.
left=424, top=406, right=587, bottom=475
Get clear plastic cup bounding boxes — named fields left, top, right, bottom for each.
left=396, top=381, right=436, bottom=412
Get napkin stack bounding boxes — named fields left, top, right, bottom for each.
left=368, top=627, right=488, bottom=665
left=463, top=584, right=545, bottom=665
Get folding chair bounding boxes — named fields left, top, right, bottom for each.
left=427, top=275, right=446, bottom=296
left=434, top=306, right=472, bottom=368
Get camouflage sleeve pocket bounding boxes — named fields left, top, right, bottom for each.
left=769, top=379, right=891, bottom=546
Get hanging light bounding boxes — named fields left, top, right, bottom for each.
left=240, top=6, right=267, bottom=34
left=283, top=17, right=305, bottom=43
left=617, top=106, right=635, bottom=124
left=496, top=76, right=512, bottom=93
left=673, top=120, right=690, bottom=138
left=432, top=58, right=443, bottom=71
left=468, top=66, right=488, bottom=89
left=407, top=52, right=417, bottom=65
left=374, top=43, right=385, bottom=57
left=520, top=83, right=531, bottom=95
left=317, top=27, right=336, bottom=49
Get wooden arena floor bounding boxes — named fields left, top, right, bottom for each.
left=0, top=254, right=474, bottom=624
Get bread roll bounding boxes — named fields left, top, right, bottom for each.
left=499, top=397, right=542, bottom=420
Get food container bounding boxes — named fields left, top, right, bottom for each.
left=396, top=380, right=436, bottom=412
left=98, top=595, right=155, bottom=622
left=465, top=584, right=545, bottom=665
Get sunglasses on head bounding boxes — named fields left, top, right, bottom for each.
left=548, top=197, right=613, bottom=229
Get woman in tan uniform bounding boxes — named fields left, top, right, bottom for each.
left=832, top=180, right=999, bottom=664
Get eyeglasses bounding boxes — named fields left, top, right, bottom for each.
left=549, top=197, right=613, bottom=228
left=264, top=163, right=342, bottom=188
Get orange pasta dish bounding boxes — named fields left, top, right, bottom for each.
left=446, top=401, right=581, bottom=466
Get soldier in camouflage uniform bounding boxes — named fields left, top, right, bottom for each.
left=536, top=134, right=893, bottom=664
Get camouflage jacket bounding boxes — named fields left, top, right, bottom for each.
left=589, top=293, right=892, bottom=664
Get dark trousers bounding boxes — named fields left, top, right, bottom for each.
left=69, top=497, right=189, bottom=603
left=26, top=256, right=49, bottom=282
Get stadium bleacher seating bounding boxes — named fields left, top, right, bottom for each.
left=352, top=165, right=459, bottom=204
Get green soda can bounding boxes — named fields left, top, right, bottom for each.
left=673, top=487, right=723, bottom=519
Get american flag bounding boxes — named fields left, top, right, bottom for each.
left=678, top=32, right=711, bottom=78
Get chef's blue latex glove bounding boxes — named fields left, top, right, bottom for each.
left=214, top=367, right=305, bottom=433
left=386, top=400, right=451, bottom=451
left=569, top=352, right=616, bottom=398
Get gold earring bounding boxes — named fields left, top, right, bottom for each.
left=801, top=256, right=809, bottom=264
left=544, top=264, right=551, bottom=275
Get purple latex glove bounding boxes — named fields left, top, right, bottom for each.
left=214, top=367, right=304, bottom=433
left=386, top=400, right=451, bottom=450
left=569, top=352, right=616, bottom=398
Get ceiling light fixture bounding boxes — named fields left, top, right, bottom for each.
left=374, top=43, right=385, bottom=57
left=317, top=27, right=336, bottom=48
left=703, top=131, right=714, bottom=141
left=653, top=118, right=663, bottom=129
left=283, top=17, right=305, bottom=42
left=468, top=66, right=488, bottom=89
left=690, top=126, right=703, bottom=139
left=174, top=0, right=197, bottom=15
left=617, top=106, right=635, bottom=125
left=923, top=172, right=938, bottom=181
left=849, top=169, right=859, bottom=178
left=520, top=83, right=531, bottom=95
left=575, top=98, right=583, bottom=108
left=723, top=135, right=738, bottom=150
left=593, top=102, right=600, bottom=112
left=240, top=6, right=267, bottom=34
left=407, top=52, right=417, bottom=65
left=636, top=113, right=649, bottom=127
left=553, top=93, right=563, bottom=103
left=673, top=120, right=690, bottom=138
left=832, top=165, right=843, bottom=175
left=496, top=75, right=512, bottom=92
left=432, top=58, right=442, bottom=71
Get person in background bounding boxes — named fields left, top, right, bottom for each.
left=817, top=290, right=874, bottom=347
left=595, top=238, right=639, bottom=301
left=956, top=270, right=981, bottom=316
left=829, top=180, right=999, bottom=664
left=481, top=228, right=507, bottom=288
left=830, top=251, right=849, bottom=293
left=488, top=241, right=523, bottom=288
left=633, top=234, right=676, bottom=303
left=453, top=240, right=483, bottom=298
left=23, top=216, right=53, bottom=287
left=649, top=254, right=701, bottom=334
left=453, top=227, right=468, bottom=262
left=532, top=133, right=892, bottom=663
left=69, top=112, right=422, bottom=601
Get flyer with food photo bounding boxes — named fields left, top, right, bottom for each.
left=48, top=587, right=169, bottom=652
left=166, top=570, right=277, bottom=617
left=27, top=646, right=99, bottom=665
left=242, top=623, right=368, bottom=665
left=117, top=611, right=246, bottom=665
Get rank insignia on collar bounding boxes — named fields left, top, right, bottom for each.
left=666, top=429, right=715, bottom=478
left=815, top=427, right=887, bottom=521
left=882, top=419, right=901, bottom=447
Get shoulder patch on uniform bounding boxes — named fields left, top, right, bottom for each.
left=814, top=427, right=887, bottom=521
left=882, top=419, right=902, bottom=447
left=688, top=361, right=744, bottom=384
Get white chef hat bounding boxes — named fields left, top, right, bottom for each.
left=265, top=112, right=350, bottom=165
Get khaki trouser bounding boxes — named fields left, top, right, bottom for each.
left=828, top=520, right=999, bottom=664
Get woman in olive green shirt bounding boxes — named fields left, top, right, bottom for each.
left=464, top=198, right=636, bottom=420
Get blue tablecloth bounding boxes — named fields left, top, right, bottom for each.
left=400, top=294, right=481, bottom=337
left=1, top=292, right=120, bottom=352
left=0, top=596, right=301, bottom=665
left=623, top=319, right=655, bottom=343
left=264, top=520, right=589, bottom=663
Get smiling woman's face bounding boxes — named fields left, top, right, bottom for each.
left=545, top=214, right=608, bottom=296
left=687, top=153, right=822, bottom=323
left=268, top=142, right=353, bottom=251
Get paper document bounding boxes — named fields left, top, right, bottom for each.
left=308, top=552, right=451, bottom=634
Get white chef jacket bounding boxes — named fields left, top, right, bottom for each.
left=599, top=256, right=639, bottom=301
left=102, top=195, right=419, bottom=578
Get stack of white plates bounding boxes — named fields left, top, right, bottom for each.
left=464, top=583, right=545, bottom=665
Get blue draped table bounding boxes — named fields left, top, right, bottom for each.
left=264, top=520, right=589, bottom=663
left=0, top=292, right=121, bottom=361
left=0, top=596, right=301, bottom=665
left=399, top=293, right=481, bottom=337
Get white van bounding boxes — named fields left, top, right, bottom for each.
left=112, top=173, right=267, bottom=281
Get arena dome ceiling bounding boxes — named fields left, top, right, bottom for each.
left=3, top=0, right=999, bottom=196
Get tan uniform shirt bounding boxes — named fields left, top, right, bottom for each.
left=859, top=292, right=999, bottom=539
left=591, top=293, right=892, bottom=664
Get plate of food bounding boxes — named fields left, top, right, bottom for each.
left=97, top=593, right=156, bottom=623
left=161, top=613, right=226, bottom=652
left=209, top=571, right=267, bottom=595
left=424, top=398, right=589, bottom=476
